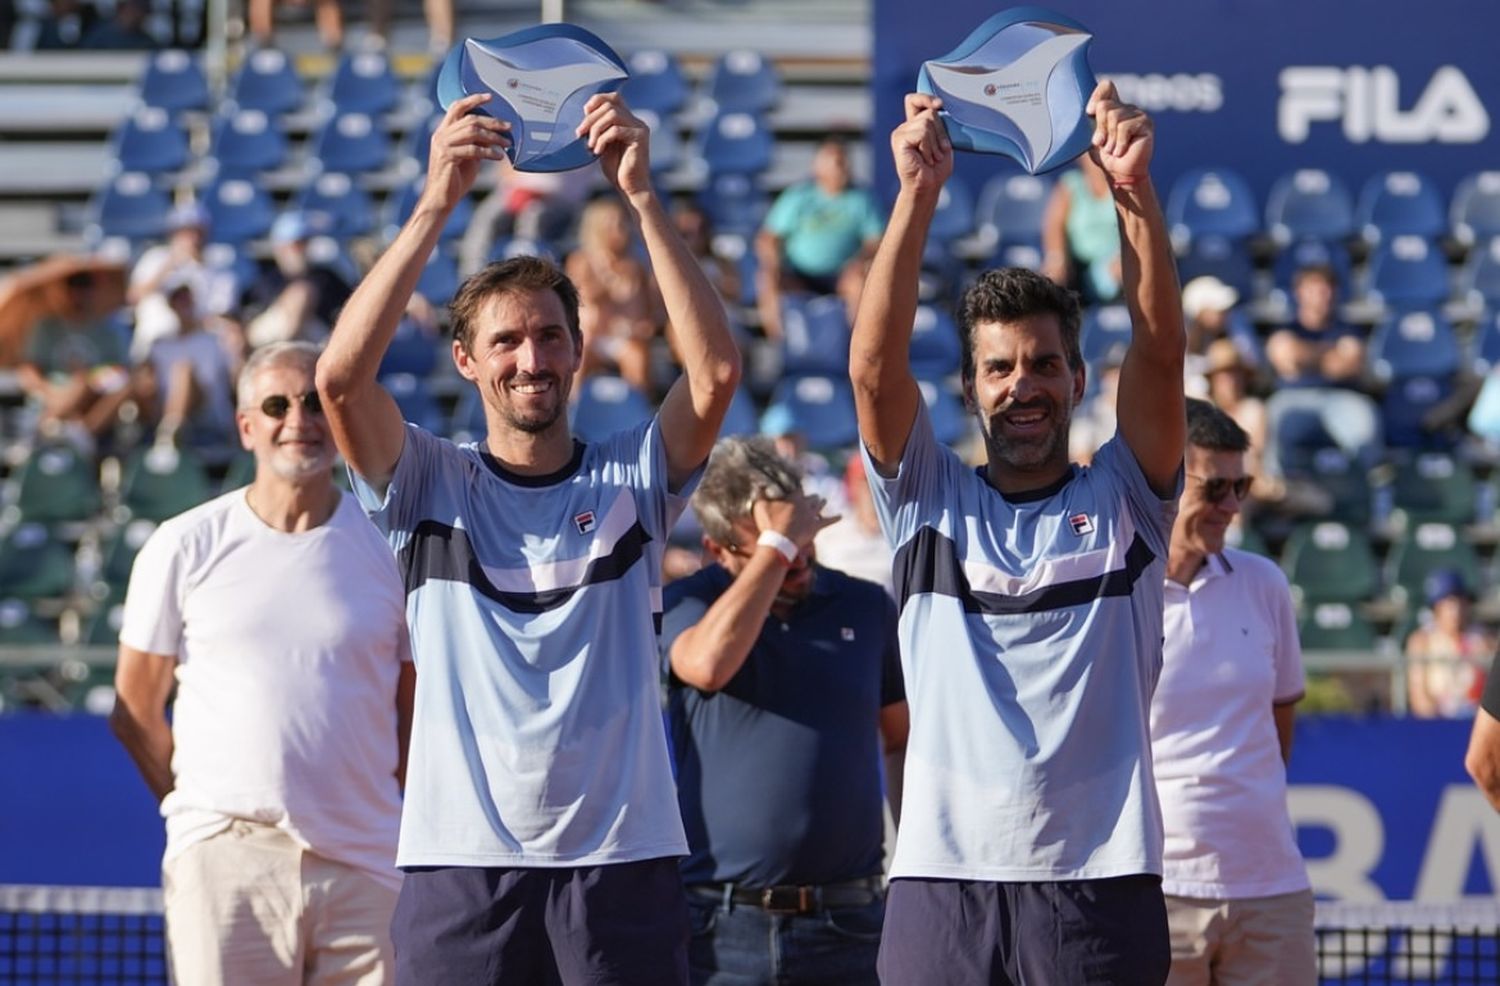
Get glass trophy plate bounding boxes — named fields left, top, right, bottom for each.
left=917, top=6, right=1096, bottom=175
left=436, top=24, right=629, bottom=173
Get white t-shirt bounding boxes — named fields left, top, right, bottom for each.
left=1152, top=549, right=1309, bottom=899
left=128, top=247, right=232, bottom=361
left=147, top=331, right=235, bottom=434
left=119, top=489, right=411, bottom=889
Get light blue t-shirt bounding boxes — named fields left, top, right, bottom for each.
left=763, top=181, right=886, bottom=278
left=353, top=418, right=695, bottom=868
left=863, top=403, right=1179, bottom=882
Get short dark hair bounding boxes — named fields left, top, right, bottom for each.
left=1292, top=263, right=1338, bottom=291
left=448, top=256, right=581, bottom=355
left=957, top=267, right=1082, bottom=384
left=1185, top=397, right=1249, bottom=453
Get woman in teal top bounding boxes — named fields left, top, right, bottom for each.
left=1042, top=154, right=1122, bottom=303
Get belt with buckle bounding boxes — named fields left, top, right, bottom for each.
left=689, top=877, right=883, bottom=915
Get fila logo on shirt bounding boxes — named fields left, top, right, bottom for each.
left=1068, top=513, right=1095, bottom=536
left=573, top=510, right=596, bottom=535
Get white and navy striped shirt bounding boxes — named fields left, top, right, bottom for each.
left=353, top=418, right=694, bottom=868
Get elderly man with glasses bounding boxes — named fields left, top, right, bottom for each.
left=1150, top=397, right=1313, bottom=986
left=111, top=340, right=414, bottom=985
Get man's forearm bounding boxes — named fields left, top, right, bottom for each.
left=1113, top=180, right=1183, bottom=362
left=109, top=708, right=175, bottom=802
left=630, top=190, right=735, bottom=382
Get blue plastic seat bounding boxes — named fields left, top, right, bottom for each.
left=1470, top=309, right=1500, bottom=375
left=634, top=109, right=681, bottom=175
left=1166, top=167, right=1259, bottom=246
left=295, top=170, right=374, bottom=238
left=620, top=49, right=689, bottom=116
left=138, top=48, right=209, bottom=112
left=572, top=375, right=655, bottom=443
left=1364, top=235, right=1449, bottom=310
left=974, top=172, right=1052, bottom=256
left=919, top=379, right=969, bottom=446
left=209, top=108, right=288, bottom=174
left=113, top=105, right=190, bottom=173
left=487, top=236, right=559, bottom=265
left=1175, top=234, right=1255, bottom=299
left=89, top=171, right=172, bottom=242
left=720, top=385, right=760, bottom=438
left=199, top=242, right=258, bottom=310
left=401, top=112, right=442, bottom=173
left=779, top=293, right=850, bottom=377
left=705, top=50, right=780, bottom=113
left=327, top=50, right=400, bottom=115
left=229, top=46, right=304, bottom=116
left=764, top=375, right=858, bottom=452
left=1368, top=307, right=1461, bottom=382
left=310, top=110, right=391, bottom=174
left=1081, top=304, right=1133, bottom=365
left=204, top=175, right=276, bottom=244
left=449, top=387, right=487, bottom=442
left=1458, top=237, right=1500, bottom=313
left=386, top=179, right=473, bottom=242
left=697, top=172, right=768, bottom=235
left=1451, top=171, right=1500, bottom=248
left=1266, top=169, right=1355, bottom=246
left=928, top=175, right=975, bottom=246
left=382, top=373, right=444, bottom=433
left=1382, top=375, right=1458, bottom=449
left=697, top=111, right=773, bottom=178
left=908, top=303, right=961, bottom=380
left=1356, top=171, right=1446, bottom=246
left=415, top=249, right=460, bottom=306
left=380, top=318, right=440, bottom=380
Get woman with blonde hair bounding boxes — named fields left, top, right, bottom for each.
left=565, top=197, right=664, bottom=394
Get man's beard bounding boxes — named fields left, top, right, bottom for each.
left=980, top=398, right=1073, bottom=473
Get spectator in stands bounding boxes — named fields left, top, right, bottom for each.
left=459, top=157, right=591, bottom=276
left=16, top=269, right=134, bottom=453
left=128, top=203, right=214, bottom=363
left=141, top=278, right=236, bottom=450
left=565, top=196, right=664, bottom=394
left=814, top=454, right=895, bottom=596
left=1152, top=398, right=1314, bottom=986
left=249, top=0, right=342, bottom=51
left=1182, top=275, right=1259, bottom=397
left=1265, top=263, right=1366, bottom=389
left=368, top=0, right=452, bottom=55
left=1041, top=152, right=1122, bottom=304
left=664, top=436, right=906, bottom=986
left=755, top=138, right=884, bottom=340
left=80, top=0, right=155, bottom=49
left=1202, top=339, right=1267, bottom=471
left=316, top=91, right=741, bottom=983
left=241, top=211, right=352, bottom=353
left=1406, top=568, right=1495, bottom=719
left=1464, top=657, right=1500, bottom=811
left=673, top=198, right=741, bottom=308
left=32, top=0, right=92, bottom=49
left=111, top=341, right=413, bottom=984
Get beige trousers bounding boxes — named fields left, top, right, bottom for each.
left=1165, top=888, right=1317, bottom=986
left=162, top=820, right=399, bottom=986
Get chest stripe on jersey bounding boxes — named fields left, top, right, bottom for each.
left=399, top=518, right=652, bottom=614
left=893, top=525, right=1157, bottom=615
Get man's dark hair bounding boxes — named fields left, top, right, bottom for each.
left=957, top=267, right=1083, bottom=384
left=1186, top=397, right=1249, bottom=453
left=1292, top=262, right=1338, bottom=291
left=448, top=256, right=581, bottom=355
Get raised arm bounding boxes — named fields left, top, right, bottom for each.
left=1087, top=81, right=1186, bottom=495
left=578, top=94, right=741, bottom=490
left=850, top=94, right=952, bottom=475
left=316, top=93, right=509, bottom=490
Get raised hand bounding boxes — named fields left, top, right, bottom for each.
left=752, top=492, right=840, bottom=551
left=421, top=93, right=511, bottom=214
left=577, top=93, right=652, bottom=201
left=892, top=94, right=954, bottom=195
left=1086, top=80, right=1153, bottom=188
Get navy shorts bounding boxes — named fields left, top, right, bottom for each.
left=877, top=875, right=1170, bottom=986
left=391, top=857, right=690, bottom=986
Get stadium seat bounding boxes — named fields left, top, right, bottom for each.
left=1450, top=171, right=1500, bottom=247
left=488, top=236, right=559, bottom=265
left=208, top=108, right=288, bottom=175
left=118, top=445, right=213, bottom=523
left=571, top=375, right=655, bottom=443
left=229, top=46, right=305, bottom=115
left=379, top=317, right=440, bottom=379
left=199, top=242, right=259, bottom=312
left=635, top=109, right=682, bottom=175
left=764, top=375, right=858, bottom=452
left=203, top=175, right=276, bottom=245
left=1081, top=304, right=1132, bottom=365
left=1457, top=236, right=1500, bottom=312
left=81, top=600, right=125, bottom=647
left=138, top=49, right=209, bottom=112
left=401, top=112, right=442, bottom=173
left=780, top=294, right=850, bottom=378
left=709, top=233, right=759, bottom=307
left=1272, top=431, right=1373, bottom=527
left=1281, top=521, right=1380, bottom=604
left=0, top=524, right=75, bottom=601
left=919, top=379, right=970, bottom=446
left=974, top=172, right=1052, bottom=256
left=220, top=454, right=256, bottom=493
left=1387, top=452, right=1477, bottom=527
left=1165, top=167, right=1259, bottom=248
left=327, top=50, right=401, bottom=115
left=89, top=171, right=172, bottom=243
left=295, top=171, right=375, bottom=238
left=1381, top=374, right=1458, bottom=450
left=1297, top=601, right=1377, bottom=651
left=309, top=111, right=391, bottom=174
left=1175, top=234, right=1255, bottom=299
left=620, top=49, right=689, bottom=116
left=1356, top=171, right=1446, bottom=246
left=904, top=304, right=958, bottom=381
left=1469, top=309, right=1500, bottom=375
left=1266, top=168, right=1355, bottom=246
left=95, top=519, right=159, bottom=598
left=697, top=172, right=768, bottom=236
left=719, top=385, right=760, bottom=439
left=382, top=373, right=444, bottom=433
left=0, top=599, right=61, bottom=646
left=415, top=249, right=460, bottom=306
left=448, top=387, right=487, bottom=443
left=9, top=442, right=100, bottom=527
left=1388, top=521, right=1482, bottom=605
left=112, top=106, right=190, bottom=174
left=1368, top=307, right=1461, bottom=382
left=705, top=49, right=780, bottom=113
left=1363, top=236, right=1450, bottom=310
left=385, top=179, right=473, bottom=243
left=696, top=111, right=774, bottom=178
left=929, top=176, right=976, bottom=247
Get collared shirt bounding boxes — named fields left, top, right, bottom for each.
left=1152, top=549, right=1309, bottom=899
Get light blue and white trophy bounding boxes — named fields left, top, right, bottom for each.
left=917, top=7, right=1097, bottom=175
left=436, top=24, right=629, bottom=173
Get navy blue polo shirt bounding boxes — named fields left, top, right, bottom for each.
left=663, top=563, right=904, bottom=888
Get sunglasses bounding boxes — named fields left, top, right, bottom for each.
left=259, top=392, right=322, bottom=419
left=1189, top=474, right=1253, bottom=503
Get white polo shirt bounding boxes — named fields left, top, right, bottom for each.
left=1151, top=548, right=1309, bottom=899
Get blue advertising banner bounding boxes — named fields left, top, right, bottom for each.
left=872, top=0, right=1497, bottom=204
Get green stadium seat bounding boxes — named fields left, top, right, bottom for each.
left=1297, top=600, right=1378, bottom=651
left=0, top=524, right=76, bottom=601
left=1387, top=452, right=1477, bottom=526
left=94, top=519, right=159, bottom=602
left=10, top=442, right=101, bottom=527
left=1281, top=521, right=1380, bottom=604
left=0, top=598, right=61, bottom=645
left=118, top=446, right=213, bottom=523
left=1388, top=522, right=1483, bottom=604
